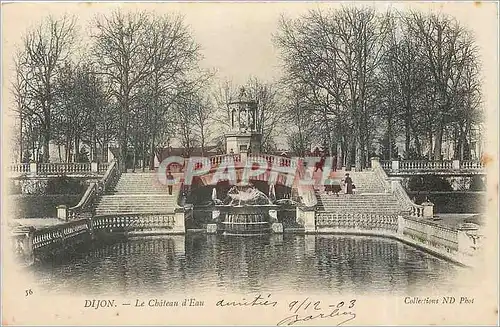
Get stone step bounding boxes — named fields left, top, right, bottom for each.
left=95, top=172, right=182, bottom=215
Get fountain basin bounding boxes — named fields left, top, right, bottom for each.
left=214, top=205, right=278, bottom=236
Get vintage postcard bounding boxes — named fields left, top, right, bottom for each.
left=1, top=1, right=498, bottom=326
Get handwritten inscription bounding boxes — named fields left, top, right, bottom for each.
left=214, top=294, right=357, bottom=326
left=277, top=298, right=356, bottom=326
left=216, top=294, right=278, bottom=307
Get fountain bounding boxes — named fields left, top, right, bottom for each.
left=212, top=183, right=278, bottom=235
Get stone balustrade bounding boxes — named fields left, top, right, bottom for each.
left=316, top=212, right=399, bottom=232
left=29, top=219, right=90, bottom=254
left=209, top=154, right=241, bottom=166
left=11, top=210, right=185, bottom=265
left=207, top=154, right=296, bottom=169
left=371, top=157, right=426, bottom=218
left=379, top=159, right=485, bottom=175
left=66, top=160, right=121, bottom=220
left=295, top=207, right=480, bottom=266
left=92, top=213, right=178, bottom=233
left=9, top=161, right=109, bottom=176
left=9, top=163, right=30, bottom=173
left=402, top=217, right=459, bottom=252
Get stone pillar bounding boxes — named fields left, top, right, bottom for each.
left=391, top=178, right=403, bottom=192
left=268, top=209, right=278, bottom=223
left=421, top=201, right=434, bottom=219
left=91, top=162, right=98, bottom=172
left=207, top=223, right=218, bottom=234
left=172, top=235, right=186, bottom=257
left=371, top=156, right=380, bottom=168
left=304, top=234, right=316, bottom=255
left=397, top=215, right=405, bottom=235
left=57, top=205, right=68, bottom=221
left=271, top=223, right=283, bottom=233
left=457, top=223, right=480, bottom=256
left=29, top=162, right=37, bottom=175
left=22, top=230, right=35, bottom=265
left=303, top=209, right=316, bottom=233
left=391, top=160, right=399, bottom=171
left=212, top=210, right=220, bottom=221
left=240, top=151, right=247, bottom=166
left=270, top=234, right=284, bottom=246
left=452, top=160, right=460, bottom=170
left=107, top=147, right=115, bottom=163
left=173, top=209, right=186, bottom=234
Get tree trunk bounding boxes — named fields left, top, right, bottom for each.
left=142, top=138, right=147, bottom=172
left=388, top=117, right=393, bottom=160
left=433, top=123, right=444, bottom=161
left=19, top=115, right=23, bottom=163
left=336, top=142, right=343, bottom=171
left=74, top=137, right=80, bottom=162
left=355, top=133, right=362, bottom=172
left=42, top=128, right=50, bottom=163
left=150, top=134, right=156, bottom=171
left=428, top=132, right=433, bottom=160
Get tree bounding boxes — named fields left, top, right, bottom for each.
left=275, top=6, right=483, bottom=164
left=244, top=77, right=286, bottom=152
left=275, top=7, right=391, bottom=170
left=14, top=15, right=76, bottom=162
left=283, top=86, right=316, bottom=156
left=405, top=11, right=480, bottom=160
left=52, top=61, right=112, bottom=162
left=91, top=10, right=201, bottom=170
left=192, top=95, right=214, bottom=156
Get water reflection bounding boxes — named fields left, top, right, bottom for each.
left=26, top=234, right=462, bottom=296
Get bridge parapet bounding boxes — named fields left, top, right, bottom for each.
left=206, top=154, right=296, bottom=169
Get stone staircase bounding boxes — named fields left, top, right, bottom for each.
left=315, top=192, right=402, bottom=214
left=314, top=170, right=403, bottom=215
left=327, top=170, right=386, bottom=194
left=95, top=172, right=180, bottom=216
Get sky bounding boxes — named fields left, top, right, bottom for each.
left=1, top=1, right=498, bottom=150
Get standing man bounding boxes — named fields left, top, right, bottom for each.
left=166, top=171, right=175, bottom=195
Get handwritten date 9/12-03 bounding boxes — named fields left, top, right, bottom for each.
left=276, top=298, right=357, bottom=326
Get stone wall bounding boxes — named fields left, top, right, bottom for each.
left=296, top=206, right=481, bottom=266
left=408, top=191, right=486, bottom=213
left=9, top=194, right=82, bottom=219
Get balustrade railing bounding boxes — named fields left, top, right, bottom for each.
left=209, top=154, right=241, bottom=166
left=403, top=217, right=459, bottom=252
left=380, top=159, right=484, bottom=172
left=380, top=161, right=391, bottom=170
left=98, top=162, right=110, bottom=173
left=9, top=162, right=113, bottom=175
left=9, top=163, right=30, bottom=173
left=460, top=160, right=485, bottom=170
left=37, top=162, right=91, bottom=174
left=207, top=154, right=297, bottom=169
left=68, top=160, right=120, bottom=220
left=392, top=181, right=425, bottom=218
left=372, top=158, right=424, bottom=218
left=371, top=159, right=391, bottom=193
left=92, top=213, right=176, bottom=231
left=316, top=212, right=399, bottom=232
left=32, top=219, right=90, bottom=250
